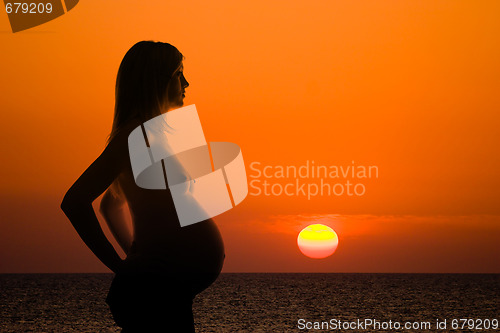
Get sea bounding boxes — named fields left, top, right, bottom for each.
left=0, top=273, right=498, bottom=332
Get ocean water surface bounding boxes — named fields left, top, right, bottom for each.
left=0, top=273, right=498, bottom=332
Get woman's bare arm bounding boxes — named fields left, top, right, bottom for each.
left=100, top=187, right=133, bottom=255
left=60, top=130, right=129, bottom=273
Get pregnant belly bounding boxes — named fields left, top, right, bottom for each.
left=125, top=218, right=225, bottom=276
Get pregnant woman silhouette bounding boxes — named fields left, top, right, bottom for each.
left=61, top=41, right=225, bottom=332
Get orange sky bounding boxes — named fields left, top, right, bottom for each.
left=1, top=1, right=499, bottom=273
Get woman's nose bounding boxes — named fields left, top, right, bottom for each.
left=182, top=74, right=189, bottom=88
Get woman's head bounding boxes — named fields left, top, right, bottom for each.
left=108, top=41, right=189, bottom=142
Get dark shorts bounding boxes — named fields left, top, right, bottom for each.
left=106, top=271, right=219, bottom=331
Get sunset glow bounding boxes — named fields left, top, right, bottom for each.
left=0, top=1, right=499, bottom=273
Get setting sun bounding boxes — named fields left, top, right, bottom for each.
left=297, top=224, right=339, bottom=259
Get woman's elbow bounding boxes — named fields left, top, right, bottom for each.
left=61, top=198, right=79, bottom=217
left=60, top=192, right=74, bottom=213
left=60, top=191, right=90, bottom=215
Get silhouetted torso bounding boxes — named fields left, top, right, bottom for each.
left=113, top=121, right=225, bottom=278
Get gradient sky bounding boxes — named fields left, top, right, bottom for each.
left=1, top=1, right=499, bottom=273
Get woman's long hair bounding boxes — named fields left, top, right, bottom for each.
left=107, top=41, right=184, bottom=144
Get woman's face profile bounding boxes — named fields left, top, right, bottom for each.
left=167, top=62, right=189, bottom=109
